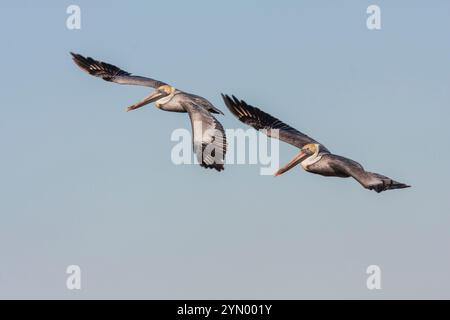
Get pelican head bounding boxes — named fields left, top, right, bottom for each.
left=127, top=85, right=175, bottom=112
left=274, top=143, right=321, bottom=176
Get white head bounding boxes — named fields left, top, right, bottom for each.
left=126, top=85, right=175, bottom=112
left=274, top=143, right=321, bottom=176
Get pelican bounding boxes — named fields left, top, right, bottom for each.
left=222, top=95, right=410, bottom=193
left=71, top=53, right=226, bottom=171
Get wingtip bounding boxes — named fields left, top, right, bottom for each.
left=221, top=94, right=233, bottom=110
left=376, top=182, right=411, bottom=193
left=70, top=52, right=85, bottom=66
left=70, top=52, right=81, bottom=59
left=223, top=93, right=243, bottom=107
left=221, top=93, right=231, bottom=103
left=396, top=182, right=411, bottom=190
left=202, top=164, right=225, bottom=172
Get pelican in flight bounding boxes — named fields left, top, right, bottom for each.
left=71, top=53, right=226, bottom=171
left=223, top=95, right=410, bottom=193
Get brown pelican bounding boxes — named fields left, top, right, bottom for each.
left=222, top=95, right=410, bottom=193
left=71, top=53, right=226, bottom=171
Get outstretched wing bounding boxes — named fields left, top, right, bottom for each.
left=71, top=52, right=167, bottom=88
left=328, top=155, right=410, bottom=193
left=181, top=102, right=227, bottom=172
left=222, top=94, right=328, bottom=151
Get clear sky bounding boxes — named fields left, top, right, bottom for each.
left=0, top=0, right=449, bottom=299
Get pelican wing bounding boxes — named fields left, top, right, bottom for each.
left=327, top=155, right=410, bottom=193
left=181, top=102, right=227, bottom=172
left=71, top=53, right=167, bottom=88
left=222, top=94, right=327, bottom=150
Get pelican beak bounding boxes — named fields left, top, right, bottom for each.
left=126, top=90, right=168, bottom=112
left=274, top=150, right=307, bottom=177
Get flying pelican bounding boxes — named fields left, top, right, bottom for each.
left=222, top=95, right=410, bottom=193
left=71, top=53, right=226, bottom=171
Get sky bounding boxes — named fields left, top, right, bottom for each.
left=0, top=0, right=449, bottom=299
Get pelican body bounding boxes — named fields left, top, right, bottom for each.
left=71, top=53, right=226, bottom=171
left=223, top=95, right=410, bottom=193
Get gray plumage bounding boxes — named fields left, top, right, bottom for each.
left=71, top=52, right=167, bottom=88
left=181, top=102, right=227, bottom=170
left=223, top=94, right=328, bottom=152
left=71, top=52, right=227, bottom=171
left=223, top=94, right=410, bottom=193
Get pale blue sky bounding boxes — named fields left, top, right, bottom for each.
left=0, top=0, right=449, bottom=299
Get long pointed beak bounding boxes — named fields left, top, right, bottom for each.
left=274, top=150, right=307, bottom=177
left=126, top=90, right=168, bottom=112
